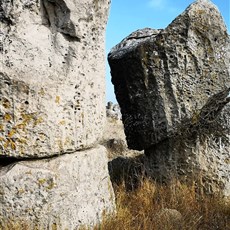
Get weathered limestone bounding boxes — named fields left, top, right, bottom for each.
left=108, top=0, right=229, bottom=151
left=0, top=0, right=116, bottom=228
left=0, top=0, right=110, bottom=158
left=145, top=100, right=230, bottom=196
left=0, top=145, right=115, bottom=229
left=108, top=0, right=230, bottom=196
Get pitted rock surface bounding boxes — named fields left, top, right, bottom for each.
left=108, top=0, right=229, bottom=151
left=0, top=0, right=110, bottom=158
left=0, top=145, right=115, bottom=229
left=145, top=91, right=230, bottom=197
left=108, top=0, right=230, bottom=196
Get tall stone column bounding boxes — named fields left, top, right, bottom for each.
left=0, top=0, right=115, bottom=228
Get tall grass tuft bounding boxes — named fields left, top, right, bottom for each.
left=94, top=178, right=230, bottom=230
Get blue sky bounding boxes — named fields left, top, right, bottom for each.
left=105, top=0, right=230, bottom=102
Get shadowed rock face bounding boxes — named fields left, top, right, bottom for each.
left=108, top=0, right=230, bottom=196
left=108, top=0, right=229, bottom=151
left=0, top=0, right=110, bottom=158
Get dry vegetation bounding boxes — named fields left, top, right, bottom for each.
left=99, top=117, right=230, bottom=230
left=93, top=178, right=230, bottom=230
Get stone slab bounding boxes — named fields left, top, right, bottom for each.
left=0, top=0, right=110, bottom=157
left=0, top=145, right=115, bottom=229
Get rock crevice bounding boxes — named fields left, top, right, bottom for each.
left=42, top=0, right=80, bottom=40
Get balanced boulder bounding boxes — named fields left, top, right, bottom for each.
left=108, top=0, right=229, bottom=151
left=108, top=0, right=230, bottom=196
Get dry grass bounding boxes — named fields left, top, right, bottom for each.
left=94, top=178, right=230, bottom=230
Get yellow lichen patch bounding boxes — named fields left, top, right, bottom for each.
left=38, top=178, right=46, bottom=185
left=3, top=140, right=9, bottom=149
left=34, top=117, right=44, bottom=126
left=21, top=113, right=36, bottom=124
left=14, top=113, right=43, bottom=131
left=38, top=88, right=45, bottom=96
left=10, top=140, right=16, bottom=150
left=4, top=113, right=12, bottom=122
left=2, top=114, right=41, bottom=148
left=17, top=188, right=25, bottom=195
left=8, top=129, right=16, bottom=138
left=3, top=139, right=16, bottom=150
left=17, top=138, right=27, bottom=144
left=55, top=96, right=60, bottom=104
left=52, top=223, right=57, bottom=230
left=15, top=123, right=26, bottom=130
left=59, top=120, right=66, bottom=125
left=46, top=180, right=56, bottom=190
left=0, top=137, right=5, bottom=142
left=2, top=98, right=11, bottom=109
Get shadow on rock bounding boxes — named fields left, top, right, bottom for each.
left=108, top=154, right=147, bottom=190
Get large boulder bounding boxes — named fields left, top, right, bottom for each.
left=108, top=0, right=229, bottom=151
left=144, top=96, right=230, bottom=196
left=0, top=0, right=110, bottom=158
left=108, top=0, right=230, bottom=196
left=0, top=145, right=115, bottom=229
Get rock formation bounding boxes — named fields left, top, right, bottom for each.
left=108, top=0, right=230, bottom=196
left=0, top=0, right=115, bottom=228
left=106, top=101, right=122, bottom=120
left=0, top=146, right=114, bottom=229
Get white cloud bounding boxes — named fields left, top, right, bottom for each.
left=148, top=0, right=166, bottom=9
left=148, top=0, right=182, bottom=15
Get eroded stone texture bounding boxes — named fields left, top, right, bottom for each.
left=108, top=0, right=229, bottom=151
left=108, top=0, right=230, bottom=196
left=145, top=92, right=230, bottom=197
left=0, top=0, right=110, bottom=157
left=0, top=145, right=115, bottom=229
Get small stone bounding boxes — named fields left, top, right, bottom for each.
left=155, top=208, right=183, bottom=229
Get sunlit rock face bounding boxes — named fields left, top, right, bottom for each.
left=0, top=0, right=116, bottom=228
left=0, top=145, right=115, bottom=229
left=0, top=0, right=110, bottom=158
left=108, top=0, right=230, bottom=196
